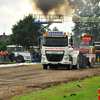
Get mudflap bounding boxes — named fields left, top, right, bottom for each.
left=79, top=53, right=86, bottom=68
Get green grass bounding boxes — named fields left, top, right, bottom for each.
left=10, top=76, right=100, bottom=100
left=0, top=60, right=34, bottom=64
left=24, top=61, right=33, bottom=63
left=95, top=62, right=100, bottom=64
left=0, top=61, right=16, bottom=64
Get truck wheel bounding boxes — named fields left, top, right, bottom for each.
left=79, top=54, right=83, bottom=68
left=43, top=64, right=48, bottom=69
left=15, top=55, right=24, bottom=63
left=72, top=57, right=79, bottom=69
left=76, top=56, right=79, bottom=69
left=89, top=61, right=93, bottom=68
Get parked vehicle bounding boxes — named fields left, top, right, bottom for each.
left=6, top=45, right=40, bottom=63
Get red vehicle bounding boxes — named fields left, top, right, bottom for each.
left=74, top=34, right=96, bottom=68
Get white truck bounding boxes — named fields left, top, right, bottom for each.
left=41, top=31, right=80, bottom=70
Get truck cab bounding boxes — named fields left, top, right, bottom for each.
left=41, top=31, right=74, bottom=69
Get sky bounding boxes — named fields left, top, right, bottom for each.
left=0, top=0, right=74, bottom=35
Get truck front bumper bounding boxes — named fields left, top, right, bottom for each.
left=42, top=55, right=72, bottom=65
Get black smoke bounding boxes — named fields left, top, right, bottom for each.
left=30, top=0, right=72, bottom=14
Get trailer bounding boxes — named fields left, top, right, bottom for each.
left=75, top=34, right=96, bottom=68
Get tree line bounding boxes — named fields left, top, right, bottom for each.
left=1, top=0, right=100, bottom=50
left=0, top=14, right=59, bottom=51
left=68, top=0, right=100, bottom=44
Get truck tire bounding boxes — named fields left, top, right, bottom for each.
left=79, top=54, right=83, bottom=68
left=43, top=64, right=48, bottom=69
left=76, top=56, right=79, bottom=69
left=89, top=61, right=93, bottom=68
left=72, top=56, right=79, bottom=69
left=15, top=55, right=24, bottom=63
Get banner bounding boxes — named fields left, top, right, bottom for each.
left=72, top=17, right=100, bottom=22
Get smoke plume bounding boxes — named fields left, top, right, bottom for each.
left=29, top=0, right=73, bottom=15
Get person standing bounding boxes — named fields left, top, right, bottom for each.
left=38, top=51, right=41, bottom=63
left=34, top=51, right=39, bottom=62
left=96, top=51, right=99, bottom=62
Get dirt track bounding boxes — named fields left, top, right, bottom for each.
left=0, top=64, right=100, bottom=100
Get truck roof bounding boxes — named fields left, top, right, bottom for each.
left=7, top=45, right=23, bottom=47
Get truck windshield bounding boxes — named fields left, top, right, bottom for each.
left=43, top=37, right=68, bottom=47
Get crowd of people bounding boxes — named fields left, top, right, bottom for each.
left=0, top=51, right=15, bottom=62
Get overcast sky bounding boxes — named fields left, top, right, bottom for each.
left=0, top=0, right=74, bottom=35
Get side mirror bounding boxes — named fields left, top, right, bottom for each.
left=70, top=36, right=73, bottom=46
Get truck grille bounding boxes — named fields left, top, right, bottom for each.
left=46, top=54, right=64, bottom=62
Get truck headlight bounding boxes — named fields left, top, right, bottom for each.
left=42, top=57, right=46, bottom=61
left=64, top=57, right=68, bottom=61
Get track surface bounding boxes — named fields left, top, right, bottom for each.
left=0, top=64, right=100, bottom=100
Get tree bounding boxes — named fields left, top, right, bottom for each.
left=5, top=39, right=12, bottom=45
left=10, top=14, right=45, bottom=49
left=0, top=39, right=12, bottom=51
left=68, top=0, right=100, bottom=42
left=53, top=26, right=59, bottom=31
left=0, top=40, right=6, bottom=51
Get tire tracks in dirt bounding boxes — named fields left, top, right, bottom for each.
left=0, top=64, right=100, bottom=100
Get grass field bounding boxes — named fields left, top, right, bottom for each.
left=0, top=60, right=32, bottom=64
left=10, top=76, right=100, bottom=100
left=0, top=61, right=16, bottom=64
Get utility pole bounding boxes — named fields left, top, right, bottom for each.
left=4, top=24, right=6, bottom=33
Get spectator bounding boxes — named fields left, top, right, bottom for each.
left=3, top=51, right=7, bottom=61
left=35, top=51, right=39, bottom=58
left=96, top=51, right=99, bottom=62
left=0, top=51, right=4, bottom=62
left=5, top=51, right=9, bottom=62
left=38, top=51, right=41, bottom=63
left=34, top=51, right=40, bottom=62
left=12, top=51, right=15, bottom=61
left=9, top=51, right=15, bottom=62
